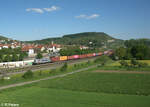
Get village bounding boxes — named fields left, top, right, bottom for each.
left=0, top=40, right=91, bottom=68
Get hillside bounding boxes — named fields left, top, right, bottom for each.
left=0, top=35, right=9, bottom=40
left=26, top=32, right=124, bottom=49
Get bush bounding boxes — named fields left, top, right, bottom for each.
left=138, top=62, right=148, bottom=68
left=36, top=53, right=43, bottom=59
left=130, top=58, right=139, bottom=67
left=119, top=60, right=128, bottom=67
left=39, top=70, right=42, bottom=76
left=86, top=60, right=91, bottom=65
left=60, top=63, right=68, bottom=72
left=94, top=55, right=111, bottom=66
left=50, top=69, right=56, bottom=74
left=22, top=70, right=34, bottom=79
left=74, top=64, right=77, bottom=68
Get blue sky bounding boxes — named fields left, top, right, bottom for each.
left=0, top=0, right=150, bottom=41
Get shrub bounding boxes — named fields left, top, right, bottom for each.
left=22, top=70, right=34, bottom=79
left=130, top=58, right=138, bottom=67
left=138, top=62, right=148, bottom=68
left=60, top=63, right=68, bottom=72
left=94, top=55, right=111, bottom=66
left=50, top=69, right=56, bottom=74
left=39, top=70, right=42, bottom=76
left=74, top=64, right=77, bottom=68
left=86, top=60, right=91, bottom=65
left=119, top=60, right=128, bottom=67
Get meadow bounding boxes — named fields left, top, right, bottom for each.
left=0, top=58, right=150, bottom=107
left=0, top=67, right=150, bottom=107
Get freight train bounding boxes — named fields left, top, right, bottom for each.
left=33, top=50, right=113, bottom=65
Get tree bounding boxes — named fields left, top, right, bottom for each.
left=115, top=47, right=126, bottom=60
left=60, top=63, right=68, bottom=72
left=130, top=58, right=138, bottom=67
left=36, top=53, right=43, bottom=59
left=119, top=60, right=128, bottom=67
left=3, top=55, right=11, bottom=62
left=131, top=44, right=149, bottom=60
left=94, top=55, right=111, bottom=66
left=12, top=54, right=19, bottom=61
left=22, top=70, right=34, bottom=79
left=19, top=54, right=24, bottom=61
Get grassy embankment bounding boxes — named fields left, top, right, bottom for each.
left=0, top=60, right=97, bottom=87
left=97, top=60, right=150, bottom=71
left=0, top=63, right=150, bottom=107
left=0, top=57, right=150, bottom=107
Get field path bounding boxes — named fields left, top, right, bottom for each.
left=94, top=70, right=150, bottom=74
left=0, top=65, right=97, bottom=91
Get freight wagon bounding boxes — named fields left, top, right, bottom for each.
left=33, top=50, right=113, bottom=65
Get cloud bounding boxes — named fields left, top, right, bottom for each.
left=26, top=8, right=44, bottom=14
left=43, top=6, right=60, bottom=12
left=26, top=5, right=60, bottom=14
left=76, top=14, right=100, bottom=19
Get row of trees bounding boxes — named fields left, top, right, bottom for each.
left=59, top=47, right=99, bottom=56
left=120, top=59, right=148, bottom=68
left=112, top=40, right=150, bottom=60
left=0, top=48, right=27, bottom=62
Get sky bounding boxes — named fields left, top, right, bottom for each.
left=0, top=0, right=150, bottom=41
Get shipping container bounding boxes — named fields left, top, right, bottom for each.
left=60, top=56, right=68, bottom=61
left=68, top=55, right=74, bottom=60
left=98, top=52, right=103, bottom=56
left=104, top=51, right=109, bottom=55
left=86, top=53, right=93, bottom=57
left=93, top=53, right=96, bottom=56
left=68, top=55, right=79, bottom=60
left=73, top=55, right=79, bottom=59
left=51, top=57, right=60, bottom=62
left=79, top=54, right=87, bottom=59
left=95, top=53, right=99, bottom=56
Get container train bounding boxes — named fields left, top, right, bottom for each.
left=33, top=50, right=113, bottom=65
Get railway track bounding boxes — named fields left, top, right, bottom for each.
left=0, top=56, right=99, bottom=76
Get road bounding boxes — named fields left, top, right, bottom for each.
left=0, top=65, right=97, bottom=91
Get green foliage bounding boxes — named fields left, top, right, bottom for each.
left=138, top=62, right=148, bottom=68
left=0, top=48, right=26, bottom=62
left=115, top=47, right=127, bottom=60
left=36, top=53, right=43, bottom=59
left=25, top=32, right=124, bottom=49
left=36, top=70, right=150, bottom=96
left=94, top=55, right=111, bottom=65
left=19, top=54, right=24, bottom=61
left=60, top=47, right=99, bottom=56
left=3, top=55, right=11, bottom=62
left=60, top=63, right=68, bottom=72
left=38, top=70, right=42, bottom=76
left=119, top=60, right=129, bottom=67
left=12, top=54, right=19, bottom=61
left=130, top=58, right=138, bottom=67
left=22, top=70, right=34, bottom=79
left=115, top=43, right=150, bottom=60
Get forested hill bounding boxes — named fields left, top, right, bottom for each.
left=0, top=35, right=9, bottom=40
left=0, top=35, right=15, bottom=43
left=25, top=32, right=124, bottom=49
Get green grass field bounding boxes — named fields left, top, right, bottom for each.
left=0, top=67, right=150, bottom=107
left=0, top=87, right=150, bottom=107
left=108, top=60, right=150, bottom=66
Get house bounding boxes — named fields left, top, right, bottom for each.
left=36, top=45, right=45, bottom=52
left=22, top=45, right=35, bottom=56
left=2, top=44, right=10, bottom=48
left=47, top=44, right=61, bottom=53
left=80, top=46, right=89, bottom=50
